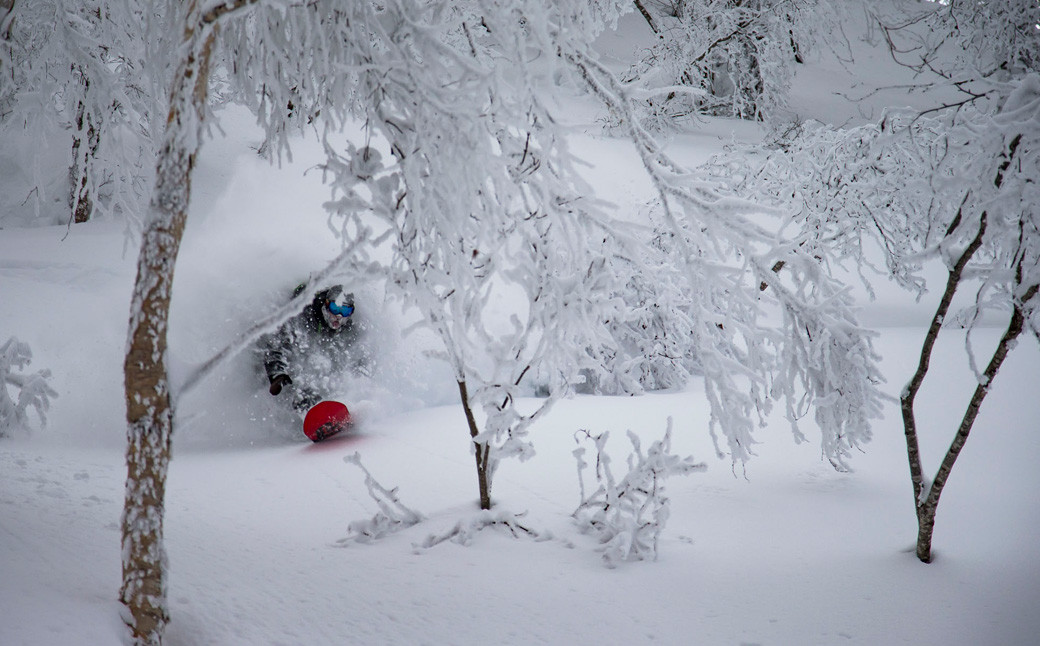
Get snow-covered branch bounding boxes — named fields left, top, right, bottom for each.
left=569, top=46, right=885, bottom=468
left=339, top=452, right=424, bottom=545
left=617, top=0, right=840, bottom=126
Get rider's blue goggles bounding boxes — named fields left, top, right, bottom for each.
left=328, top=301, right=354, bottom=317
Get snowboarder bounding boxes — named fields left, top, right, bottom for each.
left=258, top=284, right=365, bottom=414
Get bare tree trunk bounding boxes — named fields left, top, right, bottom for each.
left=120, top=8, right=215, bottom=643
left=899, top=209, right=986, bottom=538
left=914, top=296, right=1034, bottom=561
left=900, top=135, right=1023, bottom=563
left=69, top=74, right=99, bottom=224
left=458, top=379, right=492, bottom=510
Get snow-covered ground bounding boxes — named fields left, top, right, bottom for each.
left=3, top=9, right=1040, bottom=646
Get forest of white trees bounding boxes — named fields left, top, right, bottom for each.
left=1, top=1, right=1036, bottom=644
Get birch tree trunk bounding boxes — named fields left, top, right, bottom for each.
left=120, top=5, right=214, bottom=643
left=899, top=134, right=1029, bottom=563
left=121, top=1, right=260, bottom=639
left=69, top=70, right=99, bottom=224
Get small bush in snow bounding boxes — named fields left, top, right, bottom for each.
left=0, top=337, right=57, bottom=438
left=339, top=453, right=424, bottom=545
left=572, top=420, right=705, bottom=567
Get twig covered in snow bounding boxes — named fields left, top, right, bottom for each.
left=338, top=452, right=424, bottom=545
left=413, top=509, right=551, bottom=552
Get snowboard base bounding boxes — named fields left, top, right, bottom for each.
left=303, top=400, right=352, bottom=442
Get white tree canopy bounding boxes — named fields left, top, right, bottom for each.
left=194, top=0, right=885, bottom=475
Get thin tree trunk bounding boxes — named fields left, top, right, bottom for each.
left=900, top=134, right=1023, bottom=563
left=70, top=88, right=99, bottom=224
left=120, top=9, right=215, bottom=643
left=458, top=379, right=492, bottom=510
left=899, top=209, right=986, bottom=515
left=915, top=291, right=1035, bottom=561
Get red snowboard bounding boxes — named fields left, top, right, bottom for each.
left=303, top=400, right=352, bottom=442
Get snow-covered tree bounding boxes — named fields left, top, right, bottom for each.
left=709, top=0, right=1040, bottom=558
left=279, top=2, right=663, bottom=511
left=621, top=0, right=835, bottom=126
left=322, top=135, right=631, bottom=510
left=876, top=0, right=1039, bottom=564
left=572, top=49, right=885, bottom=471
left=0, top=336, right=57, bottom=437
left=0, top=0, right=170, bottom=226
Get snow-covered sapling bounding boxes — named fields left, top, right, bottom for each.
left=572, top=420, right=706, bottom=567
left=0, top=336, right=57, bottom=437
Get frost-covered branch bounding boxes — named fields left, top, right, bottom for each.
left=569, top=47, right=885, bottom=469
left=414, top=510, right=550, bottom=552
left=870, top=0, right=1040, bottom=103
left=338, top=452, right=424, bottom=545
left=616, top=0, right=841, bottom=126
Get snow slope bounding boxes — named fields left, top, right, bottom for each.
left=3, top=10, right=1040, bottom=646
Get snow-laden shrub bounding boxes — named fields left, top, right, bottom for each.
left=0, top=337, right=57, bottom=437
left=339, top=453, right=424, bottom=545
left=572, top=420, right=705, bottom=567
